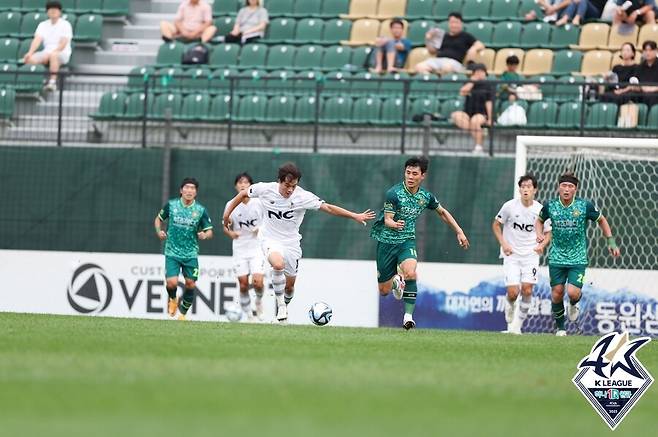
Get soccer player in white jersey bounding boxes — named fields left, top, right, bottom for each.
left=492, top=174, right=551, bottom=334
left=223, top=162, right=376, bottom=323
left=223, top=172, right=266, bottom=321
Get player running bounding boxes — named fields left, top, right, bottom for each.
left=492, top=174, right=551, bottom=335
left=222, top=163, right=375, bottom=323
left=223, top=172, right=266, bottom=321
left=371, top=156, right=470, bottom=330
left=154, top=177, right=214, bottom=320
left=535, top=172, right=621, bottom=336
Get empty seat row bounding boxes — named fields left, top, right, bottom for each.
left=0, top=63, right=48, bottom=92
left=0, top=86, right=14, bottom=119
left=214, top=0, right=350, bottom=18
left=0, top=13, right=103, bottom=42
left=0, top=0, right=128, bottom=16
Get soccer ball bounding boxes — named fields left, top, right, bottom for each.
left=224, top=302, right=242, bottom=322
left=309, top=302, right=332, bottom=326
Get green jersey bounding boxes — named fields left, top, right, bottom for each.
left=158, top=198, right=213, bottom=259
left=370, top=182, right=440, bottom=244
left=539, top=197, right=601, bottom=266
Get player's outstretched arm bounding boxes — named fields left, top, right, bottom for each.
left=436, top=206, right=469, bottom=249
left=319, top=203, right=376, bottom=225
left=154, top=216, right=167, bottom=241
left=491, top=220, right=513, bottom=256
left=535, top=218, right=545, bottom=243
left=222, top=189, right=249, bottom=231
left=597, top=215, right=621, bottom=257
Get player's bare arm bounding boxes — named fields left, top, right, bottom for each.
left=154, top=216, right=167, bottom=241
left=535, top=217, right=545, bottom=243
left=436, top=206, right=469, bottom=249
left=597, top=215, right=621, bottom=257
left=223, top=189, right=249, bottom=230
left=384, top=211, right=404, bottom=230
left=222, top=222, right=239, bottom=240
left=197, top=229, right=213, bottom=240
left=492, top=219, right=513, bottom=256
left=534, top=231, right=551, bottom=255
left=319, top=203, right=376, bottom=225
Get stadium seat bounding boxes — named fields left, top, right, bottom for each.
left=266, top=44, right=296, bottom=70
left=150, top=93, right=183, bottom=120
left=551, top=75, right=584, bottom=102
left=213, top=0, right=239, bottom=17
left=155, top=41, right=184, bottom=66
left=182, top=66, right=211, bottom=92
left=571, top=23, right=609, bottom=50
left=265, top=69, right=294, bottom=93
left=15, top=63, right=44, bottom=92
left=351, top=46, right=373, bottom=68
left=74, top=14, right=102, bottom=43
left=549, top=101, right=582, bottom=128
left=409, top=73, right=438, bottom=96
left=377, top=97, right=405, bottom=124
left=0, top=0, right=21, bottom=11
left=0, top=38, right=18, bottom=62
left=237, top=68, right=267, bottom=93
left=526, top=101, right=558, bottom=128
left=267, top=0, right=294, bottom=17
left=214, top=16, right=235, bottom=37
left=472, top=48, right=495, bottom=71
left=207, top=94, right=233, bottom=121
left=439, top=98, right=464, bottom=123
left=375, top=0, right=407, bottom=19
left=522, top=49, right=553, bottom=75
left=296, top=18, right=324, bottom=44
left=518, top=0, right=543, bottom=20
left=235, top=94, right=267, bottom=121
left=520, top=22, right=551, bottom=48
left=154, top=66, right=183, bottom=92
left=324, top=70, right=352, bottom=94
left=349, top=96, right=382, bottom=124
left=238, top=43, right=267, bottom=68
left=178, top=93, right=210, bottom=121
left=406, top=0, right=434, bottom=20
left=409, top=96, right=440, bottom=120
left=434, top=0, right=463, bottom=19
left=547, top=24, right=579, bottom=49
left=322, top=45, right=352, bottom=70
left=293, top=44, right=323, bottom=70
left=551, top=49, right=582, bottom=76
left=340, top=0, right=378, bottom=19
left=20, top=0, right=43, bottom=11
left=579, top=50, right=612, bottom=76
left=461, top=0, right=492, bottom=21
left=0, top=62, right=16, bottom=87
left=292, top=0, right=322, bottom=18
left=351, top=71, right=380, bottom=96
left=408, top=20, right=435, bottom=46
left=17, top=11, right=42, bottom=38
left=118, top=93, right=149, bottom=120
left=90, top=90, right=127, bottom=120
left=267, top=18, right=296, bottom=43
left=290, top=95, right=317, bottom=122
left=379, top=18, right=409, bottom=38
left=491, top=21, right=522, bottom=49
left=322, top=18, right=351, bottom=44
left=99, top=0, right=129, bottom=16
left=265, top=94, right=296, bottom=122
left=209, top=68, right=238, bottom=92
left=69, top=0, right=97, bottom=13
left=0, top=87, right=14, bottom=119
left=493, top=48, right=524, bottom=74
left=16, top=37, right=33, bottom=60
left=465, top=21, right=493, bottom=45
left=209, top=43, right=240, bottom=67
left=490, top=0, right=519, bottom=21
left=341, top=18, right=380, bottom=46
left=321, top=0, right=350, bottom=18
left=0, top=11, right=20, bottom=36
left=405, top=47, right=431, bottom=72
left=321, top=95, right=351, bottom=122
left=602, top=24, right=639, bottom=51
left=294, top=70, right=321, bottom=94
left=586, top=102, right=618, bottom=129
left=436, top=73, right=467, bottom=99
left=379, top=72, right=410, bottom=96
left=638, top=24, right=658, bottom=48
left=640, top=103, right=658, bottom=130
left=126, top=65, right=154, bottom=91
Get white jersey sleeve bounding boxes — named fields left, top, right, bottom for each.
left=296, top=188, right=324, bottom=210
left=247, top=182, right=266, bottom=199
left=495, top=201, right=510, bottom=224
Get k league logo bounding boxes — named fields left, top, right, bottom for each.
left=67, top=263, right=113, bottom=314
left=573, top=332, right=653, bottom=430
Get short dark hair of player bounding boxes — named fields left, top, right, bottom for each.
left=518, top=173, right=537, bottom=188
left=234, top=172, right=253, bottom=185
left=506, top=55, right=520, bottom=66
left=448, top=12, right=463, bottom=21
left=46, top=1, right=62, bottom=11
left=180, top=177, right=199, bottom=189
left=278, top=162, right=301, bottom=182
left=390, top=18, right=404, bottom=28
left=642, top=40, right=657, bottom=51
left=404, top=156, right=429, bottom=174
left=558, top=172, right=579, bottom=186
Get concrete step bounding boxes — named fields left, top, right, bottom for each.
left=92, top=50, right=157, bottom=67
left=131, top=0, right=181, bottom=14
left=73, top=64, right=136, bottom=75
left=121, top=25, right=162, bottom=40
left=104, top=38, right=164, bottom=53
left=132, top=13, right=172, bottom=26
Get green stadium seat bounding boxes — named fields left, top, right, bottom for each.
left=520, top=22, right=550, bottom=48
left=324, top=70, right=352, bottom=94
left=150, top=93, right=182, bottom=120
left=379, top=72, right=409, bottom=96
left=498, top=98, right=528, bottom=114
left=265, top=94, right=296, bottom=122
left=491, top=21, right=521, bottom=48
left=349, top=96, right=382, bottom=124
left=238, top=43, right=267, bottom=68
left=0, top=0, right=21, bottom=11
left=640, top=104, right=658, bottom=130
left=213, top=0, right=239, bottom=17
left=119, top=92, right=150, bottom=120
left=209, top=43, right=239, bottom=67
left=265, top=69, right=294, bottom=93
left=351, top=71, right=380, bottom=96
left=321, top=95, right=351, bottom=123
left=461, top=0, right=492, bottom=21
left=436, top=73, right=467, bottom=99
left=551, top=75, right=584, bottom=102
left=293, top=69, right=320, bottom=94
left=154, top=66, right=183, bottom=92
left=236, top=94, right=267, bottom=121
left=321, top=0, right=350, bottom=18
left=434, top=0, right=463, bottom=19
left=209, top=68, right=238, bottom=92
left=377, top=97, right=405, bottom=125
left=17, top=37, right=34, bottom=60
left=350, top=46, right=373, bottom=69
left=409, top=97, right=439, bottom=121
left=0, top=38, right=18, bottom=62
left=490, top=0, right=518, bottom=21
left=408, top=20, right=435, bottom=46
left=74, top=14, right=102, bottom=43
left=208, top=94, right=233, bottom=121
left=439, top=98, right=465, bottom=125
left=292, top=95, right=318, bottom=122
left=406, top=0, right=434, bottom=19
left=465, top=21, right=493, bottom=45
left=548, top=24, right=579, bottom=49
left=527, top=73, right=555, bottom=99
left=585, top=102, right=618, bottom=129
left=322, top=45, right=351, bottom=70
left=179, top=93, right=211, bottom=121
left=20, top=0, right=43, bottom=11
left=267, top=18, right=296, bottom=43
left=182, top=66, right=211, bottom=92
left=156, top=41, right=184, bottom=66
left=518, top=0, right=543, bottom=20
left=295, top=18, right=324, bottom=44
left=0, top=11, right=20, bottom=36
left=62, top=12, right=76, bottom=26
left=549, top=101, right=582, bottom=128
left=214, top=16, right=235, bottom=37
left=551, top=50, right=583, bottom=76
left=237, top=68, right=267, bottom=93
left=90, top=90, right=127, bottom=120
left=74, top=0, right=102, bottom=13
left=292, top=0, right=322, bottom=18
left=409, top=73, right=438, bottom=97
left=267, top=0, right=294, bottom=17
left=18, top=11, right=43, bottom=38
left=126, top=65, right=154, bottom=91
left=293, top=44, right=323, bottom=70
left=15, top=63, right=44, bottom=93
left=100, top=0, right=130, bottom=16
left=0, top=87, right=15, bottom=119
left=322, top=18, right=351, bottom=44
left=0, top=62, right=16, bottom=87
left=266, top=44, right=296, bottom=70
left=526, top=101, right=558, bottom=128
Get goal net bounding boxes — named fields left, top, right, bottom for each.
left=514, top=136, right=658, bottom=336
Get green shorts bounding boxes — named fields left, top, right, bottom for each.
left=376, top=239, right=417, bottom=283
left=549, top=264, right=586, bottom=289
left=165, top=256, right=199, bottom=281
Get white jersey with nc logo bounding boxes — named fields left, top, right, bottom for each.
left=224, top=198, right=263, bottom=257
left=495, top=198, right=550, bottom=260
left=247, top=182, right=324, bottom=245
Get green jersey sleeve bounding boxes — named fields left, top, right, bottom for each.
left=586, top=201, right=602, bottom=222
left=158, top=202, right=170, bottom=221
left=383, top=188, right=399, bottom=214
left=539, top=204, right=549, bottom=222
left=198, top=208, right=213, bottom=231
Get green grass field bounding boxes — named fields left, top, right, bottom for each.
left=0, top=313, right=655, bottom=437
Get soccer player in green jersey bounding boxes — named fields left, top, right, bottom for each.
left=371, top=156, right=470, bottom=330
left=535, top=172, right=620, bottom=336
left=154, top=177, right=214, bottom=320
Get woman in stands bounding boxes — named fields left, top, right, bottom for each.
left=225, top=0, right=269, bottom=44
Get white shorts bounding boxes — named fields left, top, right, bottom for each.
left=260, top=238, right=302, bottom=277
left=503, top=257, right=539, bottom=286
left=32, top=50, right=71, bottom=65
left=232, top=253, right=266, bottom=277
left=419, top=57, right=464, bottom=73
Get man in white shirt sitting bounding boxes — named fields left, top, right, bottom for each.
left=22, top=1, right=73, bottom=92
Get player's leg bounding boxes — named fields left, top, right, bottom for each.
left=376, top=241, right=401, bottom=297
left=250, top=253, right=266, bottom=320
left=282, top=246, right=301, bottom=307
left=267, top=249, right=287, bottom=321
left=566, top=266, right=586, bottom=322
left=164, top=256, right=181, bottom=316
left=549, top=265, right=568, bottom=335
left=398, top=240, right=419, bottom=330
left=514, top=260, right=539, bottom=334
left=233, top=257, right=252, bottom=320
left=177, top=259, right=200, bottom=320
left=503, top=258, right=521, bottom=328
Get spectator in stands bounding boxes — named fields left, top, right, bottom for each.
left=225, top=0, right=269, bottom=44
left=557, top=0, right=606, bottom=25
left=526, top=0, right=573, bottom=23
left=415, top=12, right=484, bottom=74
left=613, top=0, right=657, bottom=25
left=451, top=63, right=494, bottom=154
left=601, top=42, right=639, bottom=103
left=635, top=40, right=658, bottom=106
left=23, top=1, right=72, bottom=92
left=160, top=0, right=217, bottom=44
left=500, top=55, right=522, bottom=102
left=372, top=18, right=411, bottom=74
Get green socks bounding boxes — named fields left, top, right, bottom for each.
left=403, top=279, right=417, bottom=315
left=178, top=287, right=195, bottom=315
left=552, top=301, right=566, bottom=330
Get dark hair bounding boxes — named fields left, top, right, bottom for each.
left=390, top=18, right=404, bottom=28
left=506, top=55, right=520, bottom=66
left=558, top=172, right=579, bottom=186
left=448, top=12, right=463, bottom=21
left=245, top=0, right=260, bottom=6
left=518, top=173, right=537, bottom=188
left=642, top=40, right=657, bottom=50
left=469, top=62, right=487, bottom=74
left=404, top=155, right=429, bottom=174
left=46, top=1, right=62, bottom=11
left=180, top=177, right=199, bottom=189
left=234, top=172, right=253, bottom=185
left=278, top=162, right=301, bottom=182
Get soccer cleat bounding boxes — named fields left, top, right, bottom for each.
left=504, top=299, right=515, bottom=324
left=391, top=274, right=405, bottom=300
left=567, top=303, right=580, bottom=322
left=276, top=304, right=288, bottom=322
left=403, top=313, right=416, bottom=330
left=509, top=325, right=522, bottom=335
left=255, top=298, right=264, bottom=320
left=556, top=330, right=567, bottom=337
left=168, top=298, right=178, bottom=317
left=177, top=313, right=186, bottom=321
